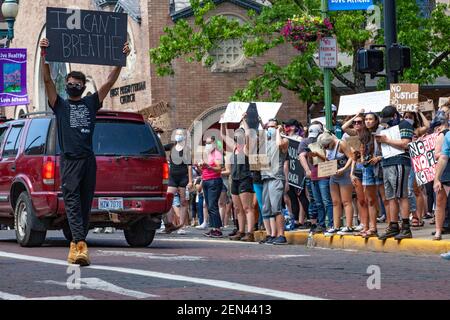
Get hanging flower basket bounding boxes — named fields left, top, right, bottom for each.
left=281, top=16, right=334, bottom=52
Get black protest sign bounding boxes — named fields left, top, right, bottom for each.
left=46, top=7, right=128, bottom=66
left=286, top=136, right=304, bottom=189
left=246, top=102, right=259, bottom=130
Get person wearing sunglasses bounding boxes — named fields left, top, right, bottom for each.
left=341, top=110, right=369, bottom=235
left=40, top=37, right=131, bottom=266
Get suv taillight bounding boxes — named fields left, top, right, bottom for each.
left=162, top=162, right=169, bottom=184
left=43, top=160, right=55, bottom=185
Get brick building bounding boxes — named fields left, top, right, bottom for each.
left=1, top=0, right=305, bottom=144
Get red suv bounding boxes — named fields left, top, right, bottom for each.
left=0, top=111, right=173, bottom=247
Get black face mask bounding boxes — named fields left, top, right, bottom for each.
left=65, top=85, right=86, bottom=98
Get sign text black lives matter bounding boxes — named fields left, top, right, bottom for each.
left=46, top=7, right=127, bottom=66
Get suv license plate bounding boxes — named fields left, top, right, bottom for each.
left=99, top=198, right=124, bottom=211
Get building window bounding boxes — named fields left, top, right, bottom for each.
left=207, top=14, right=252, bottom=73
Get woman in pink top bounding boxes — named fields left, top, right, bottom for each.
left=197, top=136, right=224, bottom=238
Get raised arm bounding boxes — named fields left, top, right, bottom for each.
left=416, top=111, right=430, bottom=136
left=39, top=38, right=57, bottom=108
left=98, top=42, right=131, bottom=103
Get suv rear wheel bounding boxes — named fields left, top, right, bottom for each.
left=14, top=192, right=47, bottom=247
left=124, top=218, right=156, bottom=247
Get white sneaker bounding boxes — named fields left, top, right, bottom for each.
left=324, top=228, right=340, bottom=237
left=177, top=228, right=188, bottom=235
left=93, top=228, right=103, bottom=234
left=104, top=227, right=115, bottom=234
left=196, top=222, right=208, bottom=230
left=354, top=224, right=364, bottom=232
left=337, top=227, right=355, bottom=235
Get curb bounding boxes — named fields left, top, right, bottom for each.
left=253, top=231, right=450, bottom=255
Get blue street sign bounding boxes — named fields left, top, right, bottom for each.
left=328, top=0, right=373, bottom=11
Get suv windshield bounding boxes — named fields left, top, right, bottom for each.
left=56, top=120, right=160, bottom=156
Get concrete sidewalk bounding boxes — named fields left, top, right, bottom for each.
left=254, top=221, right=450, bottom=255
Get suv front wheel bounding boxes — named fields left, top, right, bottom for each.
left=14, top=192, right=47, bottom=247
left=124, top=218, right=156, bottom=247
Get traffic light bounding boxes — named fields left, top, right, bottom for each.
left=356, top=48, right=384, bottom=74
left=388, top=44, right=411, bottom=72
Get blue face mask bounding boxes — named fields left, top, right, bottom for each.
left=387, top=118, right=400, bottom=127
left=267, top=127, right=276, bottom=138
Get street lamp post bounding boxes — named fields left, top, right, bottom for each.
left=1, top=0, right=19, bottom=46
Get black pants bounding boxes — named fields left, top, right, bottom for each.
left=60, top=155, right=97, bottom=243
left=287, top=185, right=309, bottom=221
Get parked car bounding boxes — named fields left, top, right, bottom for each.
left=0, top=110, right=173, bottom=247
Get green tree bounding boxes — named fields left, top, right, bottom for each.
left=150, top=0, right=450, bottom=104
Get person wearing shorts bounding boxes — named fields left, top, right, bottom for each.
left=376, top=106, right=414, bottom=240
left=221, top=117, right=255, bottom=242
left=317, top=132, right=354, bottom=237
left=165, top=129, right=193, bottom=232
left=260, top=119, right=289, bottom=245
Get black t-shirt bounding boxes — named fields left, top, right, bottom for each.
left=50, top=93, right=102, bottom=159
left=165, top=143, right=191, bottom=176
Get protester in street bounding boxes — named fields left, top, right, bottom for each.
left=260, top=119, right=289, bottom=244
left=317, top=132, right=354, bottom=236
left=40, top=38, right=130, bottom=266
left=376, top=106, right=414, bottom=240
left=165, top=128, right=193, bottom=233
left=298, top=123, right=329, bottom=233
left=197, top=136, right=224, bottom=238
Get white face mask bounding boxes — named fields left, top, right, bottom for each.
left=205, top=143, right=214, bottom=153
left=404, top=118, right=414, bottom=126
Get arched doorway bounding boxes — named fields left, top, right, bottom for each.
left=189, top=103, right=239, bottom=158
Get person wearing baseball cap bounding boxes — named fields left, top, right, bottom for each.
left=298, top=123, right=332, bottom=234
left=375, top=105, right=414, bottom=240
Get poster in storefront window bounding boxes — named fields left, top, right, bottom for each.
left=0, top=48, right=29, bottom=107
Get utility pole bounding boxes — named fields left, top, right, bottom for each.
left=384, top=0, right=399, bottom=88
left=321, top=0, right=333, bottom=131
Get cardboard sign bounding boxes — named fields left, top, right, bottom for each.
left=418, top=99, right=435, bottom=113
left=346, top=136, right=361, bottom=152
left=378, top=125, right=405, bottom=159
left=0, top=48, right=29, bottom=107
left=286, top=136, right=304, bottom=189
left=337, top=90, right=390, bottom=116
left=408, top=133, right=438, bottom=186
left=308, top=142, right=326, bottom=166
left=390, top=84, right=419, bottom=112
left=318, top=160, right=337, bottom=178
left=46, top=7, right=128, bottom=66
left=249, top=154, right=270, bottom=171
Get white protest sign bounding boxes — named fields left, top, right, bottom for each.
left=220, top=102, right=249, bottom=123
left=255, top=102, right=283, bottom=125
left=378, top=125, right=404, bottom=159
left=219, top=102, right=282, bottom=128
left=337, top=90, right=390, bottom=116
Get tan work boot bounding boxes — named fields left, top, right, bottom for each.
left=241, top=232, right=255, bottom=242
left=75, top=241, right=91, bottom=266
left=67, top=242, right=78, bottom=264
left=229, top=231, right=245, bottom=241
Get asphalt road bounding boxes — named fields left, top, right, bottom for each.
left=0, top=227, right=449, bottom=301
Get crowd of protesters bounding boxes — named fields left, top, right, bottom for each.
left=157, top=102, right=450, bottom=246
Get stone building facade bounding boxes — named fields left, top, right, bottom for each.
left=2, top=0, right=306, bottom=143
